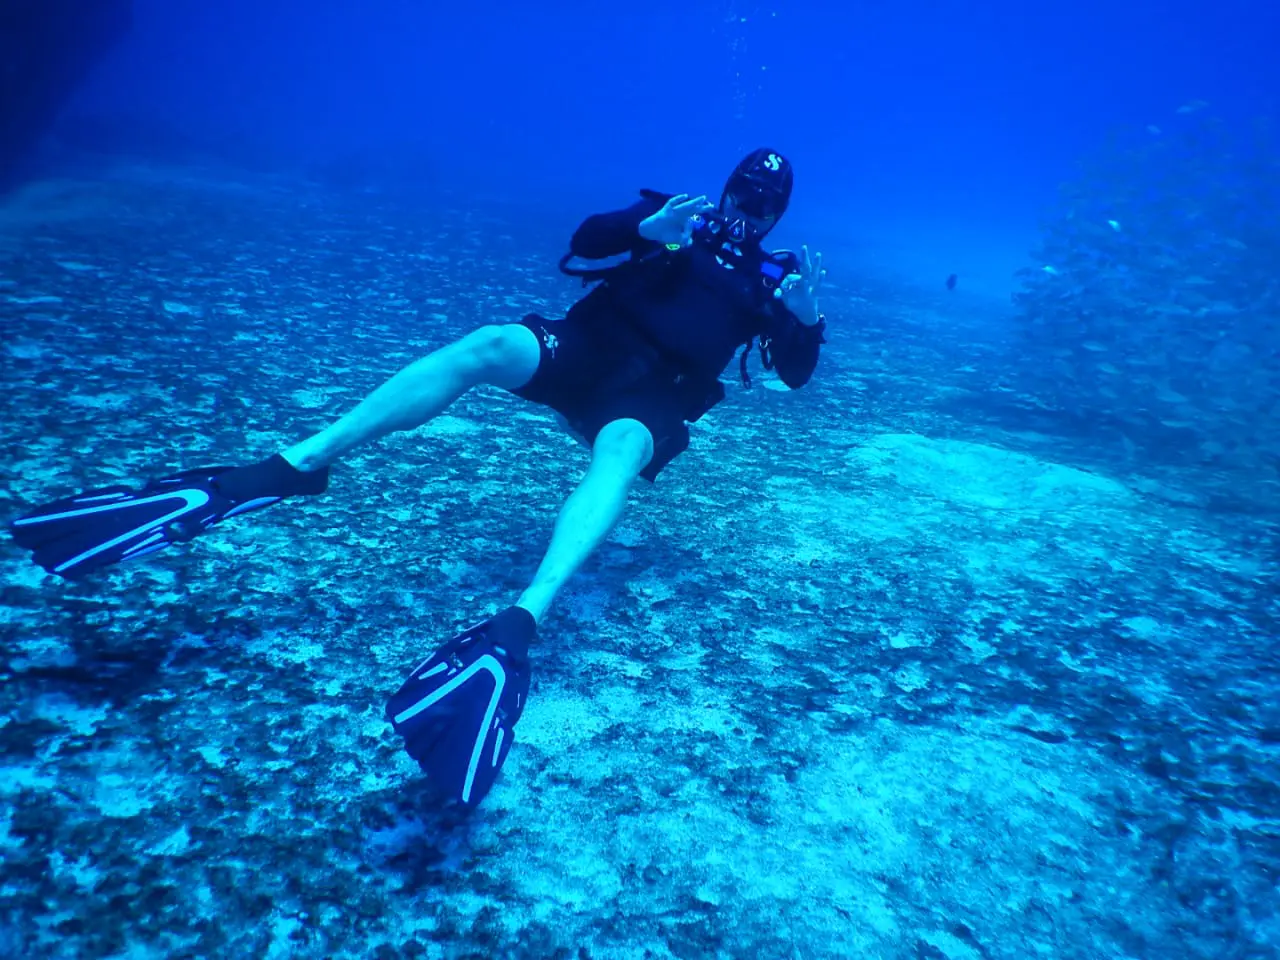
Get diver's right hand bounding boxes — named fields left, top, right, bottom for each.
left=638, top=193, right=715, bottom=246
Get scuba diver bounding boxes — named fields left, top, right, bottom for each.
left=9, top=148, right=828, bottom=807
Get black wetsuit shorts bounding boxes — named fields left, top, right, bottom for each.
left=509, top=312, right=723, bottom=481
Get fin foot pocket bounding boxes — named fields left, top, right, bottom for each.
left=386, top=606, right=535, bottom=807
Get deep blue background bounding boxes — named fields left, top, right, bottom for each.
left=69, top=0, right=1280, bottom=296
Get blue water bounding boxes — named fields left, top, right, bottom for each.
left=1, top=2, right=1278, bottom=957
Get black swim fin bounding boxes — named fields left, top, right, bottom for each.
left=386, top=606, right=535, bottom=807
left=9, top=454, right=329, bottom=579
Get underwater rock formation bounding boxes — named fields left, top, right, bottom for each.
left=1012, top=109, right=1280, bottom=484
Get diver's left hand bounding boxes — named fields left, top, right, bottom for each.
left=779, top=245, right=825, bottom=326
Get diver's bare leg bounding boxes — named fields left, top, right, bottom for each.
left=516, top=419, right=655, bottom=625
left=284, top=324, right=541, bottom=471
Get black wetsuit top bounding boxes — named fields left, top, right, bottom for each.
left=567, top=192, right=826, bottom=388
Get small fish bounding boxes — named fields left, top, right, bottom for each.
left=1042, top=265, right=1060, bottom=276
left=1108, top=220, right=1121, bottom=231
left=946, top=273, right=957, bottom=291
